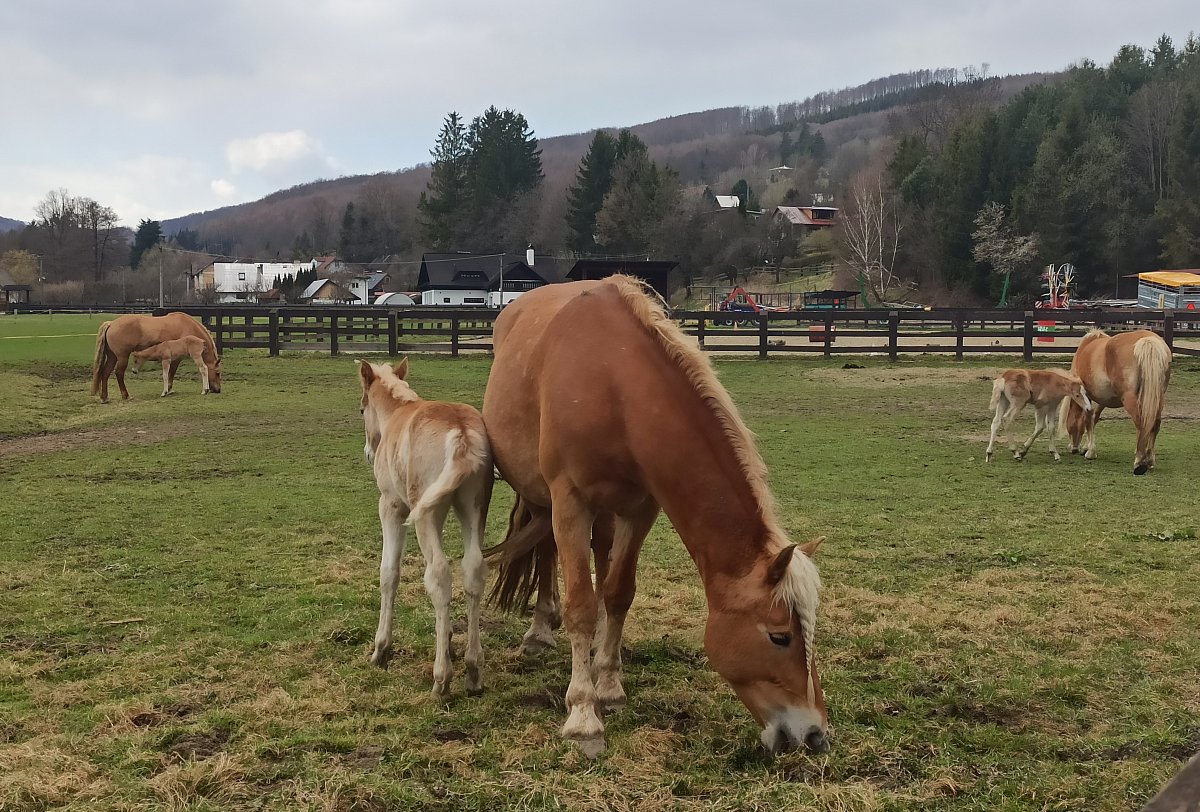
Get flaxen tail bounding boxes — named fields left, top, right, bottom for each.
left=1134, top=333, right=1171, bottom=426
left=406, top=427, right=488, bottom=526
left=485, top=496, right=555, bottom=612
left=988, top=377, right=1005, bottom=412
left=90, top=321, right=113, bottom=395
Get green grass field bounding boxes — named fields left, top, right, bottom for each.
left=2, top=314, right=1199, bottom=811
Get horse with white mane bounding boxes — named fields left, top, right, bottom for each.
left=358, top=359, right=493, bottom=697
left=483, top=275, right=827, bottom=757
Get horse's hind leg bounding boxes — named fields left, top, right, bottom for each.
left=985, top=400, right=1006, bottom=462
left=454, top=475, right=492, bottom=696
left=522, top=538, right=560, bottom=654
left=115, top=354, right=131, bottom=400
left=1122, top=391, right=1151, bottom=474
left=370, top=496, right=409, bottom=669
left=414, top=503, right=454, bottom=699
left=1043, top=406, right=1062, bottom=461
left=594, top=500, right=657, bottom=712
left=99, top=353, right=116, bottom=403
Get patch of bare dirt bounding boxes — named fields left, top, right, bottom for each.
left=0, top=423, right=191, bottom=460
left=162, top=729, right=230, bottom=762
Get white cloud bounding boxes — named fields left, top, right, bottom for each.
left=211, top=179, right=238, bottom=200
left=225, top=130, right=325, bottom=174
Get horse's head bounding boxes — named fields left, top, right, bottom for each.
left=207, top=354, right=222, bottom=393
left=704, top=537, right=828, bottom=755
left=1063, top=376, right=1092, bottom=449
left=358, top=358, right=414, bottom=463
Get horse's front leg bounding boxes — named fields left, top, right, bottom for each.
left=413, top=503, right=454, bottom=699
left=1084, top=407, right=1103, bottom=460
left=1043, top=406, right=1062, bottom=461
left=1017, top=409, right=1046, bottom=460
left=594, top=501, right=657, bottom=712
left=550, top=486, right=605, bottom=757
left=160, top=364, right=171, bottom=397
left=370, top=495, right=409, bottom=670
left=985, top=404, right=1005, bottom=462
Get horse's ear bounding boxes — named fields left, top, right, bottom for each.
left=766, top=545, right=796, bottom=586
left=799, top=536, right=826, bottom=559
left=358, top=360, right=375, bottom=387
left=394, top=357, right=409, bottom=380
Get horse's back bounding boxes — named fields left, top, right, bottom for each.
left=106, top=313, right=208, bottom=353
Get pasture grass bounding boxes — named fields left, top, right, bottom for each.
left=2, top=321, right=1200, bottom=811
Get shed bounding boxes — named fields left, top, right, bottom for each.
left=566, top=259, right=679, bottom=300
left=802, top=289, right=859, bottom=310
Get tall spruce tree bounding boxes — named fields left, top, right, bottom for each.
left=417, top=112, right=469, bottom=250
left=130, top=219, right=163, bottom=269
left=565, top=130, right=620, bottom=253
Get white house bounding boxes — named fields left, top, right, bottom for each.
left=198, top=261, right=313, bottom=303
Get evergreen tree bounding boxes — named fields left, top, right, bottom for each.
left=130, top=219, right=163, bottom=269
left=462, top=107, right=544, bottom=250
left=417, top=112, right=469, bottom=250
left=594, top=148, right=680, bottom=255
left=565, top=130, right=620, bottom=253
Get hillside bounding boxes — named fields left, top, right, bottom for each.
left=161, top=71, right=1050, bottom=262
left=0, top=215, right=24, bottom=233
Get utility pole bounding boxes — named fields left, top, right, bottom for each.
left=158, top=243, right=164, bottom=307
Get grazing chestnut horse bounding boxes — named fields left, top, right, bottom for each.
left=483, top=275, right=826, bottom=757
left=358, top=359, right=493, bottom=698
left=131, top=336, right=214, bottom=397
left=985, top=368, right=1092, bottom=462
left=1063, top=329, right=1171, bottom=475
left=91, top=313, right=221, bottom=402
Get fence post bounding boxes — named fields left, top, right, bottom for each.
left=1163, top=310, right=1175, bottom=353
left=888, top=311, right=899, bottom=361
left=214, top=313, right=225, bottom=356
left=696, top=312, right=706, bottom=349
left=954, top=313, right=965, bottom=361
left=824, top=312, right=834, bottom=359
left=1023, top=312, right=1034, bottom=362
left=268, top=309, right=280, bottom=357
left=451, top=314, right=461, bottom=358
left=330, top=313, right=339, bottom=357
left=388, top=312, right=398, bottom=357
left=757, top=312, right=769, bottom=360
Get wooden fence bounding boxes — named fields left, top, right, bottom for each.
left=10, top=303, right=1200, bottom=360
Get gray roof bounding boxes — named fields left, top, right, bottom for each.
left=418, top=252, right=565, bottom=291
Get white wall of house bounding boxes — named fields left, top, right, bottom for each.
left=207, top=261, right=312, bottom=302
left=346, top=278, right=369, bottom=304
left=425, top=288, right=489, bottom=306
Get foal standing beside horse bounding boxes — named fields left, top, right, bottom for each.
left=985, top=368, right=1092, bottom=462
left=1063, top=328, right=1171, bottom=475
left=91, top=313, right=221, bottom=402
left=358, top=359, right=493, bottom=698
left=131, top=336, right=213, bottom=397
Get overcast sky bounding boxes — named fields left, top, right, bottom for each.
left=1, top=1, right=1194, bottom=227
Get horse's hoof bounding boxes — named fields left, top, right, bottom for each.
left=519, top=636, right=555, bottom=656
left=985, top=453, right=992, bottom=462
left=1133, top=463, right=1149, bottom=476
left=368, top=646, right=393, bottom=669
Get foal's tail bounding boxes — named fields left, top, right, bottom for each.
left=485, top=496, right=555, bottom=612
left=90, top=321, right=113, bottom=395
left=1134, top=333, right=1171, bottom=424
left=988, top=377, right=1005, bottom=412
left=406, top=426, right=489, bottom=526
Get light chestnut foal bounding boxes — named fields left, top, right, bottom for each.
left=131, top=335, right=215, bottom=396
left=358, top=358, right=493, bottom=698
left=986, top=368, right=1093, bottom=462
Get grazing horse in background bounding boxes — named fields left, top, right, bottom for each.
left=985, top=368, right=1092, bottom=462
left=91, top=313, right=221, bottom=402
left=483, top=275, right=827, bottom=758
left=358, top=359, right=493, bottom=698
left=1063, top=329, right=1171, bottom=475
left=131, top=336, right=214, bottom=397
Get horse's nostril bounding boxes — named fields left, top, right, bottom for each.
left=804, top=727, right=829, bottom=753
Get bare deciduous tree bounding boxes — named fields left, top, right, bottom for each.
left=839, top=175, right=903, bottom=303
left=971, top=202, right=1040, bottom=293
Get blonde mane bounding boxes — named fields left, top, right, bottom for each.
left=604, top=275, right=819, bottom=637
left=370, top=362, right=419, bottom=404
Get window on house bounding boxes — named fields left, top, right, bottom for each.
left=443, top=297, right=451, bottom=304
left=464, top=297, right=485, bottom=304
left=238, top=272, right=246, bottom=281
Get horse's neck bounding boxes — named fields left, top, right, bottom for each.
left=634, top=409, right=775, bottom=581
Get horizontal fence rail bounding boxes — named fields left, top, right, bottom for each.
left=9, top=303, right=1200, bottom=360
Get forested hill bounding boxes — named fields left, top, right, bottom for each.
left=0, top=216, right=24, bottom=233
left=160, top=68, right=1047, bottom=262
left=887, top=34, right=1200, bottom=304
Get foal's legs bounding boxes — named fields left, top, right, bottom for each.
left=550, top=485, right=605, bottom=756
left=189, top=348, right=209, bottom=393
left=165, top=357, right=183, bottom=395
left=594, top=500, right=658, bottom=712
left=160, top=362, right=173, bottom=397
left=454, top=475, right=492, bottom=695
left=1016, top=407, right=1049, bottom=460
left=370, top=496, right=409, bottom=669
left=985, top=396, right=1008, bottom=462
left=413, top=502, right=455, bottom=698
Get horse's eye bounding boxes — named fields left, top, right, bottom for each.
left=768, top=632, right=792, bottom=647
